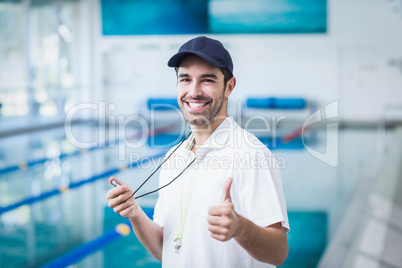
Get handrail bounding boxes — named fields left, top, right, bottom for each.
left=377, top=104, right=402, bottom=154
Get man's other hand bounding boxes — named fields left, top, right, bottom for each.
left=207, top=177, right=239, bottom=241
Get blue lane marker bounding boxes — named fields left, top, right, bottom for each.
left=41, top=224, right=128, bottom=268
left=0, top=150, right=168, bottom=215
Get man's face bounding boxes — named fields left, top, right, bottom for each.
left=176, top=55, right=228, bottom=127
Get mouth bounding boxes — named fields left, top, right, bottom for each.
left=184, top=101, right=210, bottom=112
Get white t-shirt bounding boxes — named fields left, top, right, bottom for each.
left=153, top=116, right=290, bottom=268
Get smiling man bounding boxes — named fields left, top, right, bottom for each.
left=107, top=36, right=289, bottom=267
left=174, top=53, right=234, bottom=149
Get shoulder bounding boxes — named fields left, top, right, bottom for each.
left=230, top=123, right=271, bottom=156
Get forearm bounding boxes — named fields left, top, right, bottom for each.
left=234, top=215, right=288, bottom=266
left=129, top=203, right=163, bottom=261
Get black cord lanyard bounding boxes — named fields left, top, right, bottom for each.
left=130, top=132, right=196, bottom=200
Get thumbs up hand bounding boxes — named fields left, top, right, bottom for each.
left=207, top=177, right=240, bottom=242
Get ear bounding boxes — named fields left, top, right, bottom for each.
left=224, top=77, right=236, bottom=98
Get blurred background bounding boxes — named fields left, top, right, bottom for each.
left=1, top=0, right=402, bottom=267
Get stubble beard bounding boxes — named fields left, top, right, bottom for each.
left=181, top=89, right=226, bottom=127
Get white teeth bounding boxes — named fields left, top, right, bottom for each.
left=188, top=102, right=207, bottom=108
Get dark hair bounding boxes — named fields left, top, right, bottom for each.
left=175, top=67, right=233, bottom=88
left=221, top=68, right=233, bottom=87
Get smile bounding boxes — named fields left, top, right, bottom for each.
left=185, top=101, right=209, bottom=111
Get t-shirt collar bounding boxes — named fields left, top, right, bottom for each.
left=183, top=116, right=238, bottom=160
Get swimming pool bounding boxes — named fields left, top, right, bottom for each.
left=0, top=124, right=381, bottom=268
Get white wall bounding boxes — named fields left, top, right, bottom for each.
left=88, top=0, right=402, bottom=122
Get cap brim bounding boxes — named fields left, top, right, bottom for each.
left=167, top=51, right=225, bottom=70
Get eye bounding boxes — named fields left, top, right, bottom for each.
left=203, top=79, right=215, bottom=83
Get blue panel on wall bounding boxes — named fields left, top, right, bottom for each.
left=101, top=0, right=326, bottom=35
left=209, top=0, right=327, bottom=34
left=101, top=0, right=208, bottom=35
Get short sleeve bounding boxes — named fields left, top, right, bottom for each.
left=235, top=150, right=290, bottom=232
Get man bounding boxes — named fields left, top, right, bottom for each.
left=107, top=36, right=289, bottom=267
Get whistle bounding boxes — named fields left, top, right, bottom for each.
left=111, top=180, right=121, bottom=187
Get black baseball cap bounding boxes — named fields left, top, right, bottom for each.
left=167, top=36, right=233, bottom=76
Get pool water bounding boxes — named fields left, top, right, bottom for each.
left=0, top=125, right=380, bottom=268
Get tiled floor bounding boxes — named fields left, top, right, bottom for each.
left=322, top=128, right=402, bottom=268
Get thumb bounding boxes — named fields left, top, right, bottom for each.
left=221, top=177, right=233, bottom=204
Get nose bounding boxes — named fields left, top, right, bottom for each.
left=187, top=80, right=202, bottom=98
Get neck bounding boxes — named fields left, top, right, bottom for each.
left=189, top=115, right=228, bottom=154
